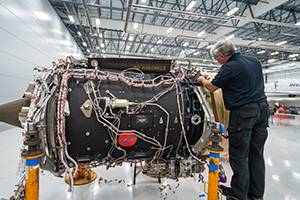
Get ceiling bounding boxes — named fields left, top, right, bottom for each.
left=49, top=0, right=300, bottom=70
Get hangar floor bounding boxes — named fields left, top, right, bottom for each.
left=0, top=119, right=299, bottom=200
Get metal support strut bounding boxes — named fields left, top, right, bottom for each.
left=204, top=133, right=224, bottom=200
left=21, top=123, right=43, bottom=200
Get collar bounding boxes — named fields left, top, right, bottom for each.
left=227, top=52, right=240, bottom=63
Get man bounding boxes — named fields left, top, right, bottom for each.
left=197, top=40, right=270, bottom=200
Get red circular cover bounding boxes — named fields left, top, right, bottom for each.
left=118, top=132, right=137, bottom=147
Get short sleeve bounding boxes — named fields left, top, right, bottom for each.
left=211, top=65, right=232, bottom=89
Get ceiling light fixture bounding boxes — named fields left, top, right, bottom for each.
left=129, top=36, right=133, bottom=41
left=295, top=22, right=300, bottom=26
left=102, top=50, right=105, bottom=53
left=126, top=46, right=130, bottom=50
left=194, top=52, right=200, bottom=55
left=270, top=51, right=279, bottom=55
left=68, top=15, right=75, bottom=23
left=226, top=7, right=239, bottom=16
left=207, top=45, right=213, bottom=49
left=95, top=18, right=101, bottom=26
left=77, top=31, right=82, bottom=36
left=183, top=42, right=189, bottom=47
left=82, top=42, right=87, bottom=47
left=186, top=1, right=196, bottom=11
left=87, top=49, right=90, bottom=53
left=99, top=33, right=103, bottom=38
left=150, top=48, right=154, bottom=52
left=167, top=27, right=173, bottom=33
left=180, top=50, right=185, bottom=54
left=289, top=53, right=298, bottom=58
left=141, top=0, right=146, bottom=2
left=157, top=39, right=162, bottom=44
left=226, top=34, right=234, bottom=40
left=276, top=41, right=287, bottom=45
left=133, top=23, right=138, bottom=29
left=100, top=43, right=105, bottom=48
left=197, top=31, right=205, bottom=37
left=257, top=50, right=265, bottom=54
left=267, top=59, right=276, bottom=63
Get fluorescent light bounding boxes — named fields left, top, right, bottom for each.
left=100, top=43, right=104, bottom=48
left=267, top=59, right=275, bottom=63
left=87, top=49, right=90, bottom=53
left=183, top=42, right=189, bottom=47
left=197, top=31, right=205, bottom=37
left=207, top=45, right=213, bottom=49
left=226, top=34, right=234, bottom=40
left=150, top=48, right=154, bottom=52
left=82, top=42, right=87, bottom=47
left=129, top=36, right=133, bottom=41
left=257, top=50, right=265, bottom=54
left=296, top=22, right=300, bottom=26
left=95, top=18, right=101, bottom=26
left=186, top=1, right=196, bottom=10
left=141, top=0, right=146, bottom=2
left=276, top=41, right=287, bottom=45
left=157, top=39, right=162, bottom=44
left=99, top=33, right=103, bottom=38
left=102, top=50, right=105, bottom=53
left=289, top=54, right=298, bottom=58
left=133, top=23, right=138, bottom=29
left=226, top=7, right=239, bottom=16
left=194, top=52, right=200, bottom=55
left=180, top=50, right=185, bottom=54
left=126, top=45, right=130, bottom=50
left=258, top=38, right=262, bottom=41
left=77, top=31, right=82, bottom=36
left=270, top=51, right=279, bottom=55
left=167, top=27, right=173, bottom=33
left=68, top=15, right=75, bottom=23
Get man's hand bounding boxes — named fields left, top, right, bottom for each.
left=197, top=76, right=219, bottom=92
left=197, top=76, right=205, bottom=85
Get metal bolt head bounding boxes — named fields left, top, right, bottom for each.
left=83, top=103, right=90, bottom=110
left=87, top=147, right=91, bottom=151
left=86, top=132, right=90, bottom=136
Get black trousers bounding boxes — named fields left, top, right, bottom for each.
left=228, top=101, right=270, bottom=200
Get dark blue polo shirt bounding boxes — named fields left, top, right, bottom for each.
left=211, top=52, right=267, bottom=110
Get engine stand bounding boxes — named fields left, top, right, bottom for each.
left=204, top=133, right=224, bottom=200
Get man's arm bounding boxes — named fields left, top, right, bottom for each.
left=197, top=76, right=219, bottom=92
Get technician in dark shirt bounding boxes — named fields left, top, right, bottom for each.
left=198, top=40, right=270, bottom=200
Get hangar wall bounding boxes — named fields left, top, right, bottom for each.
left=0, top=0, right=84, bottom=105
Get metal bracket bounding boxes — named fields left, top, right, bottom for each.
left=80, top=99, right=93, bottom=118
left=192, top=86, right=215, bottom=153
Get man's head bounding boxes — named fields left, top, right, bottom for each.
left=211, top=40, right=236, bottom=65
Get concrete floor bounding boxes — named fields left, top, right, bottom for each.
left=0, top=118, right=300, bottom=200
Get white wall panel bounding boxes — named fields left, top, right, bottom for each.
left=0, top=0, right=84, bottom=104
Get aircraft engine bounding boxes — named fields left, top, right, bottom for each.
left=17, top=57, right=223, bottom=181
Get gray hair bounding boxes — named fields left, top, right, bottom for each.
left=210, top=40, right=236, bottom=57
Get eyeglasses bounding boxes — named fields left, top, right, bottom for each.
left=213, top=55, right=220, bottom=60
